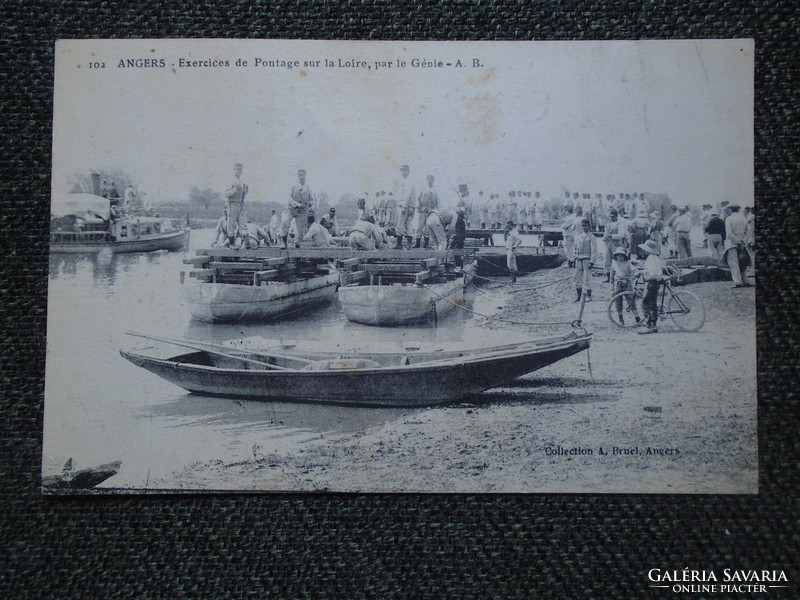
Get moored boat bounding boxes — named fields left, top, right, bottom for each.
left=182, top=250, right=340, bottom=323
left=41, top=459, right=122, bottom=492
left=337, top=256, right=475, bottom=326
left=50, top=193, right=190, bottom=254
left=120, top=331, right=592, bottom=408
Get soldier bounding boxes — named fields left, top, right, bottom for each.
left=573, top=218, right=598, bottom=302
left=415, top=174, right=438, bottom=248
left=456, top=184, right=472, bottom=228
left=505, top=221, right=522, bottom=283
left=282, top=168, right=314, bottom=246
left=392, top=165, right=416, bottom=247
left=223, top=163, right=248, bottom=247
left=303, top=214, right=335, bottom=248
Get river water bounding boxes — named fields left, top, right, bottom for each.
left=42, top=229, right=522, bottom=489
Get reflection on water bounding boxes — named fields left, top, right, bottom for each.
left=42, top=229, right=520, bottom=489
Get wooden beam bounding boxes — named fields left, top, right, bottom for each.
left=342, top=271, right=367, bottom=284
left=254, top=269, right=280, bottom=285
left=190, top=269, right=214, bottom=279
left=210, top=261, right=265, bottom=271
left=336, top=257, right=362, bottom=268
left=193, top=247, right=466, bottom=261
left=363, top=264, right=427, bottom=274
left=183, top=256, right=210, bottom=266
left=415, top=270, right=431, bottom=284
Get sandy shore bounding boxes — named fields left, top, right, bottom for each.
left=162, top=262, right=757, bottom=494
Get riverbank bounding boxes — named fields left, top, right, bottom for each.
left=158, top=263, right=757, bottom=493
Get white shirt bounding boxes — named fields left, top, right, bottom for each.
left=643, top=254, right=664, bottom=279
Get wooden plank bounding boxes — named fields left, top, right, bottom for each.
left=415, top=270, right=431, bottom=284
left=263, top=257, right=288, bottom=266
left=194, top=246, right=465, bottom=262
left=336, top=257, right=362, bottom=268
left=364, top=263, right=426, bottom=274
left=420, top=257, right=443, bottom=268
left=210, top=261, right=264, bottom=271
left=183, top=256, right=210, bottom=266
left=254, top=269, right=280, bottom=285
left=190, top=269, right=214, bottom=279
left=343, top=271, right=367, bottom=284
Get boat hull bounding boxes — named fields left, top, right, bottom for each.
left=120, top=334, right=591, bottom=407
left=338, top=276, right=466, bottom=326
left=49, top=228, right=190, bottom=254
left=184, top=273, right=340, bottom=323
left=41, top=461, right=122, bottom=491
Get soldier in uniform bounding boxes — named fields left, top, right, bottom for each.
left=282, top=168, right=314, bottom=246
left=393, top=165, right=416, bottom=248
left=223, top=163, right=248, bottom=247
left=415, top=174, right=438, bottom=248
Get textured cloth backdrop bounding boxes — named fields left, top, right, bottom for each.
left=1, top=2, right=797, bottom=598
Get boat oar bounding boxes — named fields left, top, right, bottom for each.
left=125, top=331, right=296, bottom=371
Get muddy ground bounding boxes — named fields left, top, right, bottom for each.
left=163, top=262, right=757, bottom=494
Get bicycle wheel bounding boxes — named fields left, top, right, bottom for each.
left=668, top=290, right=706, bottom=331
left=608, top=291, right=643, bottom=328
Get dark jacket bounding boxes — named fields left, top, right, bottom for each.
left=704, top=215, right=726, bottom=237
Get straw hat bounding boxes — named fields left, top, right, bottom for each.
left=612, top=247, right=629, bottom=258
left=638, top=239, right=660, bottom=255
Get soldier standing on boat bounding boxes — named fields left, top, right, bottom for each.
left=415, top=174, right=439, bottom=248
left=268, top=209, right=280, bottom=245
left=282, top=168, right=314, bottom=246
left=393, top=164, right=416, bottom=248
left=456, top=184, right=472, bottom=229
left=224, top=163, right=248, bottom=247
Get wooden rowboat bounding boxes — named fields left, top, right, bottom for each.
left=41, top=459, right=122, bottom=492
left=120, top=331, right=592, bottom=408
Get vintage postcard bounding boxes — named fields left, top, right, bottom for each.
left=44, top=39, right=755, bottom=493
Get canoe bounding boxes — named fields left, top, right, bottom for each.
left=120, top=331, right=592, bottom=407
left=184, top=272, right=341, bottom=323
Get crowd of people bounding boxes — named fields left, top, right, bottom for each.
left=208, top=164, right=756, bottom=323
left=589, top=201, right=755, bottom=335
left=211, top=163, right=472, bottom=251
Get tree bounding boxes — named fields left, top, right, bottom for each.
left=188, top=186, right=223, bottom=216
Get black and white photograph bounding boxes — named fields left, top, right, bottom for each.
left=43, top=38, right=756, bottom=493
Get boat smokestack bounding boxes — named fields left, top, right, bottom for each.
left=90, top=173, right=101, bottom=196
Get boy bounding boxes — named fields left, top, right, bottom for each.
left=610, top=247, right=641, bottom=325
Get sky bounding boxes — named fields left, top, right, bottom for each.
left=52, top=39, right=754, bottom=209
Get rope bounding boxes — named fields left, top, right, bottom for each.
left=469, top=275, right=573, bottom=294
left=423, top=284, right=574, bottom=326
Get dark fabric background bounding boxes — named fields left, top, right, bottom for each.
left=1, top=2, right=797, bottom=598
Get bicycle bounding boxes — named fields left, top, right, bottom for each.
left=607, top=274, right=706, bottom=331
